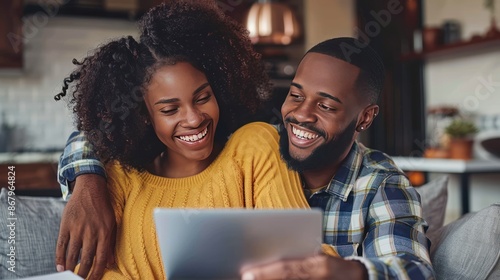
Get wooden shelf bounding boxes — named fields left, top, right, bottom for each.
left=0, top=163, right=59, bottom=192
left=401, top=34, right=500, bottom=61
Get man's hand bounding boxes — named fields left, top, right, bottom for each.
left=55, top=174, right=116, bottom=280
left=241, top=255, right=368, bottom=280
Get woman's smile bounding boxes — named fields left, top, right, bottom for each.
left=144, top=62, right=220, bottom=175
left=177, top=126, right=209, bottom=142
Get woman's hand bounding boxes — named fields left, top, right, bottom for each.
left=55, top=174, right=116, bottom=280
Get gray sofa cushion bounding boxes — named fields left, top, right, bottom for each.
left=415, top=176, right=449, bottom=237
left=0, top=188, right=66, bottom=279
left=429, top=203, right=500, bottom=280
left=488, top=255, right=500, bottom=280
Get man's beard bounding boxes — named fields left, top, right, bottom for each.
left=279, top=118, right=357, bottom=172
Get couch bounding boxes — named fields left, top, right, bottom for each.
left=1, top=178, right=499, bottom=279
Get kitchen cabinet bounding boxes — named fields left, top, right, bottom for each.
left=0, top=153, right=62, bottom=196
left=0, top=0, right=23, bottom=68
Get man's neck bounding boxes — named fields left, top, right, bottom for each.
left=301, top=142, right=355, bottom=189
left=301, top=164, right=339, bottom=189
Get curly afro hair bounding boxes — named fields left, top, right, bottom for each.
left=56, top=1, right=271, bottom=171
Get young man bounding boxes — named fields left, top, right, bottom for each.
left=240, top=38, right=434, bottom=280
left=56, top=38, right=434, bottom=280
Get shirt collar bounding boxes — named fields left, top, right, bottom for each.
left=324, top=141, right=363, bottom=201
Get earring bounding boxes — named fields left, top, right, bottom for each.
left=360, top=126, right=364, bottom=130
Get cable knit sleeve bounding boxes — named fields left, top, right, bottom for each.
left=226, top=122, right=310, bottom=209
left=104, top=162, right=133, bottom=225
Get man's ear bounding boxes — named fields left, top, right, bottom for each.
left=356, top=105, right=379, bottom=132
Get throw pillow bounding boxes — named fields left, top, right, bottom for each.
left=0, top=188, right=67, bottom=279
left=415, top=176, right=448, bottom=237
left=429, top=203, right=500, bottom=280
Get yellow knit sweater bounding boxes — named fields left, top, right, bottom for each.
left=101, top=122, right=310, bottom=279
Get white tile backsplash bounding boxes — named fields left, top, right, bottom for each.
left=0, top=17, right=138, bottom=151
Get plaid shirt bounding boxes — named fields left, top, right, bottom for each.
left=58, top=131, right=435, bottom=279
left=58, top=131, right=106, bottom=200
left=311, top=141, right=435, bottom=279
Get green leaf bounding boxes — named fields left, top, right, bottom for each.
left=444, top=119, right=479, bottom=139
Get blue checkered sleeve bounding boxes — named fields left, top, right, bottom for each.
left=312, top=142, right=435, bottom=279
left=58, top=131, right=106, bottom=200
left=345, top=175, right=434, bottom=279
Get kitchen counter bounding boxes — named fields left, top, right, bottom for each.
left=392, top=156, right=500, bottom=214
left=0, top=152, right=62, bottom=164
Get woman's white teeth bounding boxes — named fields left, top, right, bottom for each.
left=292, top=126, right=319, bottom=140
left=179, top=128, right=208, bottom=142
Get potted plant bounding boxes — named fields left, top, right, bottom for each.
left=444, top=118, right=479, bottom=160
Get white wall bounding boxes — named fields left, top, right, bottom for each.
left=304, top=0, right=355, bottom=49
left=424, top=0, right=500, bottom=223
left=0, top=17, right=138, bottom=151
left=424, top=0, right=500, bottom=116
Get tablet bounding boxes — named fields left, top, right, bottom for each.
left=153, top=208, right=323, bottom=280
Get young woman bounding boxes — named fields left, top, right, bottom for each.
left=57, top=2, right=309, bottom=279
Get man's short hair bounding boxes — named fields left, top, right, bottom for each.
left=306, top=37, right=385, bottom=104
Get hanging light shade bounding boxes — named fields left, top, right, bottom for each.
left=245, top=0, right=301, bottom=45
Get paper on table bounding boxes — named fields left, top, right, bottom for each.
left=12, top=271, right=83, bottom=280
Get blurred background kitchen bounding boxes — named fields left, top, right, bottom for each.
left=1, top=0, right=499, bottom=223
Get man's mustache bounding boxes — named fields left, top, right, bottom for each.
left=284, top=117, right=326, bottom=138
